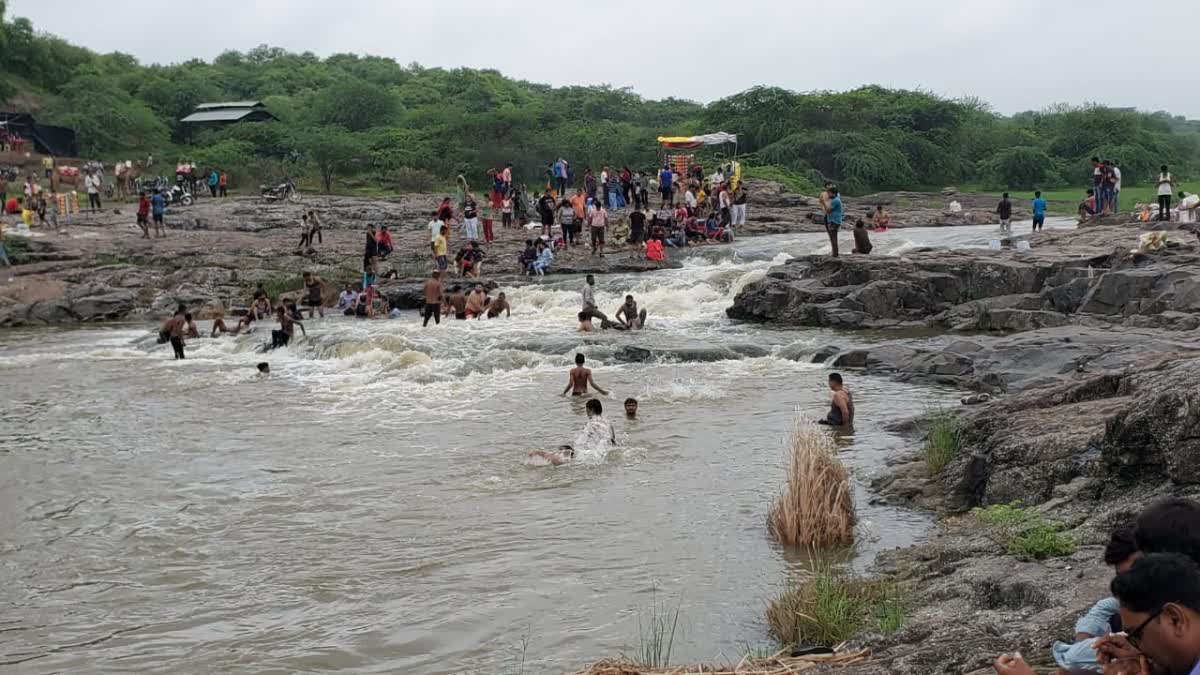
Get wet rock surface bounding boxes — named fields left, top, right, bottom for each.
left=721, top=217, right=1200, bottom=675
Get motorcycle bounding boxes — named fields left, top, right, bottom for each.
left=260, top=179, right=300, bottom=203
left=161, top=184, right=194, bottom=207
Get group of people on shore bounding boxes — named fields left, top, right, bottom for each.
left=992, top=497, right=1200, bottom=675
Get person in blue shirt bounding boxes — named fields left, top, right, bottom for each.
left=1032, top=190, right=1047, bottom=232
left=207, top=169, right=219, bottom=198
left=150, top=189, right=167, bottom=238
left=658, top=165, right=674, bottom=208
left=826, top=186, right=844, bottom=257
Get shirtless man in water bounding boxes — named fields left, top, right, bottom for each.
left=614, top=294, right=648, bottom=330
left=562, top=353, right=608, bottom=396
left=819, top=372, right=854, bottom=427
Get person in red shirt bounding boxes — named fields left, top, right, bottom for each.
left=645, top=237, right=666, bottom=261
left=136, top=191, right=151, bottom=238
left=376, top=225, right=394, bottom=259
left=218, top=171, right=228, bottom=197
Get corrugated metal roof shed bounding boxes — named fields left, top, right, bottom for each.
left=194, top=101, right=263, bottom=110
left=180, top=109, right=274, bottom=123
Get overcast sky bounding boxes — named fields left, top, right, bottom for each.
left=10, top=0, right=1199, bottom=118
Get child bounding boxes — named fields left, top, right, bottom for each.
left=852, top=218, right=873, bottom=254
left=137, top=191, right=151, bottom=238
left=502, top=194, right=513, bottom=228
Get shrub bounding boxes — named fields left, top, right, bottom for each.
left=973, top=502, right=1076, bottom=561
left=980, top=146, right=1056, bottom=190
left=767, top=561, right=907, bottom=646
left=922, top=412, right=960, bottom=475
left=768, top=419, right=855, bottom=548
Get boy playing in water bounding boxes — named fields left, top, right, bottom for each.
left=578, top=312, right=595, bottom=332
left=562, top=353, right=608, bottom=396
left=528, top=445, right=576, bottom=466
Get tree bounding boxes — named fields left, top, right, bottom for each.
left=48, top=67, right=169, bottom=155
left=310, top=79, right=399, bottom=131
left=980, top=146, right=1056, bottom=190
left=301, top=127, right=366, bottom=193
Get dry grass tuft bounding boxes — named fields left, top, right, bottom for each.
left=768, top=419, right=855, bottom=548
left=575, top=647, right=871, bottom=674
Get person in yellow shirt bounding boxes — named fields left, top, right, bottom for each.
left=432, top=225, right=449, bottom=273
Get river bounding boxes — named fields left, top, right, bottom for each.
left=0, top=219, right=1072, bottom=673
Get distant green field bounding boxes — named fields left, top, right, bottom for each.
left=980, top=181, right=1200, bottom=215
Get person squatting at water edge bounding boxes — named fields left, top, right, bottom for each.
left=990, top=497, right=1200, bottom=675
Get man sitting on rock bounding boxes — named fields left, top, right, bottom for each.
left=1078, top=188, right=1097, bottom=221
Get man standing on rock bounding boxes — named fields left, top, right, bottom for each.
left=819, top=372, right=854, bottom=427
left=581, top=275, right=609, bottom=324
left=996, top=192, right=1013, bottom=233
left=151, top=189, right=166, bottom=237
left=825, top=186, right=844, bottom=257
left=1031, top=191, right=1047, bottom=232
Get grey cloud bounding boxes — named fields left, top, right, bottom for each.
left=9, top=0, right=1198, bottom=117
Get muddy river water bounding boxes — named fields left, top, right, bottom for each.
left=0, top=219, right=1072, bottom=673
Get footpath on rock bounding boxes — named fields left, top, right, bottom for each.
left=0, top=180, right=1009, bottom=327
left=713, top=215, right=1200, bottom=674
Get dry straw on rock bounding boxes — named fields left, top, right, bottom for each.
left=575, top=647, right=871, bottom=674
left=768, top=419, right=855, bottom=548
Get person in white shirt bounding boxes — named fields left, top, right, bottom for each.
left=684, top=188, right=698, bottom=212
left=84, top=171, right=102, bottom=212
left=1157, top=165, right=1176, bottom=221
left=429, top=214, right=442, bottom=243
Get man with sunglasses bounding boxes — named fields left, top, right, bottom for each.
left=1101, top=553, right=1200, bottom=675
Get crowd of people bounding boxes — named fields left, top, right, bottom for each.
left=992, top=497, right=1200, bottom=675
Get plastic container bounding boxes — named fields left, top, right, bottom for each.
left=1016, top=240, right=1031, bottom=251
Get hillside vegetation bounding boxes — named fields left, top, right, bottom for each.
left=2, top=2, right=1197, bottom=194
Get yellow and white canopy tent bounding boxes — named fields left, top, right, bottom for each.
left=656, top=132, right=742, bottom=188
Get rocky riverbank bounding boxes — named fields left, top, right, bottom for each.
left=0, top=180, right=1005, bottom=327
left=709, top=217, right=1200, bottom=674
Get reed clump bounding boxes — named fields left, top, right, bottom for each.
left=768, top=419, right=855, bottom=548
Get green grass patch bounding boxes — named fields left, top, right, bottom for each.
left=973, top=502, right=1076, bottom=561
left=767, top=559, right=908, bottom=647
left=975, top=181, right=1200, bottom=216
left=259, top=273, right=304, bottom=300
left=922, top=412, right=960, bottom=475
left=623, top=585, right=680, bottom=669
left=744, top=164, right=821, bottom=196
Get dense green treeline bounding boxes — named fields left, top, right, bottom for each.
left=1, top=4, right=1197, bottom=194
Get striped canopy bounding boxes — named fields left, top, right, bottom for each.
left=657, top=132, right=738, bottom=149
